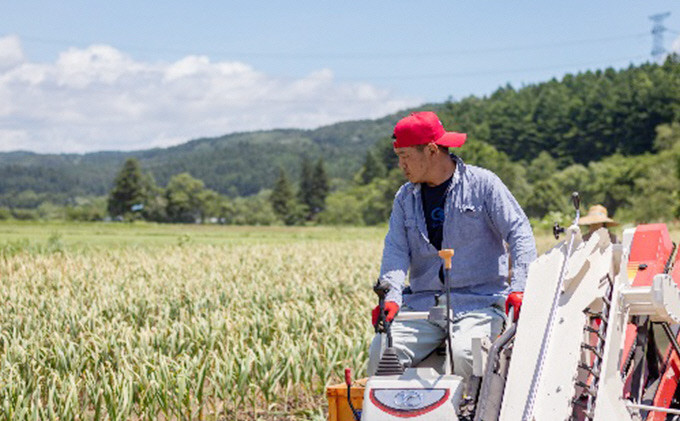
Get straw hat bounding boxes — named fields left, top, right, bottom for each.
left=578, top=204, right=619, bottom=226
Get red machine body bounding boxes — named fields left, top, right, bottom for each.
left=647, top=233, right=680, bottom=421
left=615, top=224, right=678, bottom=420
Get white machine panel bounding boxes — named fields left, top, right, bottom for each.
left=361, top=368, right=464, bottom=420
left=498, top=237, right=568, bottom=419
left=500, top=229, right=618, bottom=420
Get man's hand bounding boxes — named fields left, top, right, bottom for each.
left=505, top=291, right=524, bottom=322
left=372, top=301, right=400, bottom=326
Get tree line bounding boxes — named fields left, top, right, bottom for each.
left=328, top=120, right=680, bottom=226
left=4, top=122, right=679, bottom=227
left=104, top=156, right=329, bottom=226
left=437, top=58, right=680, bottom=165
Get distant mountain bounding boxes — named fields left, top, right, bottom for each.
left=0, top=115, right=404, bottom=198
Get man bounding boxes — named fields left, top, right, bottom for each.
left=368, top=111, right=537, bottom=381
left=578, top=204, right=619, bottom=243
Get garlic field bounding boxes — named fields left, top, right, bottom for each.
left=0, top=224, right=383, bottom=420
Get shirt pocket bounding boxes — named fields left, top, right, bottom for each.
left=456, top=204, right=486, bottom=241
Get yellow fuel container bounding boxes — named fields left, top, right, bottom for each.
left=326, top=378, right=366, bottom=421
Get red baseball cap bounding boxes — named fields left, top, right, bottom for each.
left=392, top=112, right=467, bottom=149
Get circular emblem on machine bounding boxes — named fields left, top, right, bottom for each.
left=394, top=390, right=424, bottom=409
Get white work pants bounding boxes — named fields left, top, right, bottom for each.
left=367, top=305, right=505, bottom=380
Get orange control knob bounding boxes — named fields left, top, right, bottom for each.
left=438, top=249, right=455, bottom=269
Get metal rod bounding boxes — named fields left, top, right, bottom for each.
left=664, top=242, right=677, bottom=274
left=445, top=265, right=455, bottom=375
left=662, top=322, right=680, bottom=362
left=438, top=249, right=456, bottom=376
left=626, top=402, right=680, bottom=415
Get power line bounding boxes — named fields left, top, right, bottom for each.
left=17, top=32, right=650, bottom=60
left=336, top=55, right=650, bottom=81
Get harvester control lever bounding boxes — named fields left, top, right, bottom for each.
left=373, top=280, right=389, bottom=299
left=438, top=248, right=456, bottom=375
left=373, top=280, right=392, bottom=335
left=373, top=280, right=405, bottom=376
left=438, top=249, right=455, bottom=269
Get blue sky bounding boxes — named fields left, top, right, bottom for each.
left=1, top=1, right=679, bottom=153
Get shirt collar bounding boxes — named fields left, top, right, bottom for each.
left=449, top=154, right=463, bottom=192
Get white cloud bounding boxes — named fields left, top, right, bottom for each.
left=0, top=35, right=420, bottom=153
left=0, top=35, right=23, bottom=71
left=672, top=35, right=680, bottom=55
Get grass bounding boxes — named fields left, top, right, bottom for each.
left=0, top=221, right=387, bottom=248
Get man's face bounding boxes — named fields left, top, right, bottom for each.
left=588, top=223, right=605, bottom=232
left=394, top=145, right=430, bottom=183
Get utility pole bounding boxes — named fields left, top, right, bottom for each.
left=650, top=12, right=671, bottom=63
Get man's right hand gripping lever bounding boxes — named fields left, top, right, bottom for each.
left=372, top=301, right=400, bottom=328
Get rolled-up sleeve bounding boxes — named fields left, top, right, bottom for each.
left=379, top=188, right=411, bottom=306
left=485, top=174, right=537, bottom=292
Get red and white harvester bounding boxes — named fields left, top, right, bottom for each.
left=330, top=193, right=680, bottom=421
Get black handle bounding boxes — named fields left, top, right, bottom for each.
left=553, top=222, right=565, bottom=240
left=373, top=279, right=389, bottom=299
left=571, top=192, right=580, bottom=211
left=373, top=279, right=390, bottom=334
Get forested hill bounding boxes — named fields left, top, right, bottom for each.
left=0, top=120, right=398, bottom=199
left=438, top=60, right=679, bottom=165
left=1, top=58, right=678, bottom=202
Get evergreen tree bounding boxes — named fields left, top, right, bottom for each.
left=310, top=158, right=329, bottom=217
left=297, top=156, right=314, bottom=219
left=107, top=158, right=151, bottom=219
left=270, top=168, right=296, bottom=224
left=295, top=157, right=329, bottom=220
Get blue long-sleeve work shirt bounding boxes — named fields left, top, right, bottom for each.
left=379, top=155, right=537, bottom=315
